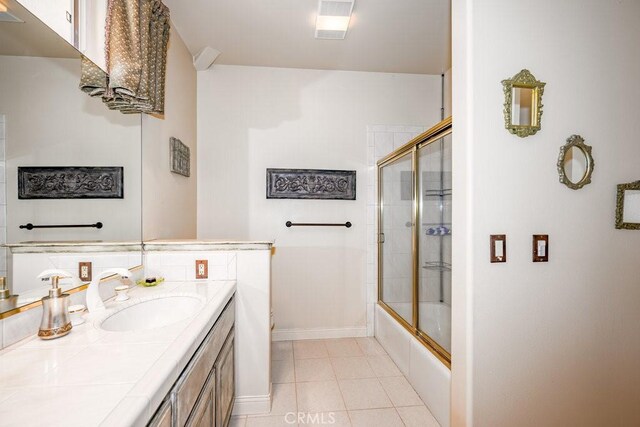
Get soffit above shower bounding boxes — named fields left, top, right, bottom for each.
left=163, top=0, right=451, bottom=75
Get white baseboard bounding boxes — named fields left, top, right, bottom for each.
left=272, top=327, right=367, bottom=341
left=232, top=393, right=272, bottom=416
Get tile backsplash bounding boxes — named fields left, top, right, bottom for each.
left=143, top=251, right=237, bottom=282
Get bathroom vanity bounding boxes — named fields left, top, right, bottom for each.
left=149, top=296, right=235, bottom=427
left=0, top=280, right=238, bottom=426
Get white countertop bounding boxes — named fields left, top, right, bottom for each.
left=0, top=280, right=236, bottom=426
left=4, top=241, right=143, bottom=254
left=143, top=239, right=273, bottom=251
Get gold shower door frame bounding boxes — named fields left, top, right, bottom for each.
left=377, top=117, right=452, bottom=369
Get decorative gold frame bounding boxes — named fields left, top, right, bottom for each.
left=557, top=135, right=594, bottom=190
left=501, top=69, right=546, bottom=138
left=377, top=117, right=452, bottom=369
left=615, top=181, right=640, bottom=230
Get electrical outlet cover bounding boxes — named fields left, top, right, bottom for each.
left=195, top=260, right=208, bottom=279
left=79, top=262, right=92, bottom=281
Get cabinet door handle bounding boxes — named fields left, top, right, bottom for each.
left=66, top=11, right=72, bottom=23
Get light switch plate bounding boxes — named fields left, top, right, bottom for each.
left=532, top=235, right=549, bottom=262
left=195, top=260, right=208, bottom=279
left=490, top=235, right=507, bottom=263
left=79, top=262, right=92, bottom=281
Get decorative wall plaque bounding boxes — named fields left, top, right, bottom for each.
left=170, top=137, right=190, bottom=177
left=18, top=167, right=124, bottom=199
left=266, top=169, right=356, bottom=200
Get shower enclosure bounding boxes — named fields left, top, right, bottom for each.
left=377, top=118, right=452, bottom=366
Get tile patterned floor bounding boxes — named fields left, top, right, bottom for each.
left=231, top=338, right=440, bottom=427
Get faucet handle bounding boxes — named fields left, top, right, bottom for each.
left=38, top=269, right=73, bottom=281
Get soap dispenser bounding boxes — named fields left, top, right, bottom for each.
left=37, top=270, right=73, bottom=340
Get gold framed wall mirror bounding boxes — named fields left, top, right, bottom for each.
left=615, top=181, right=640, bottom=230
left=557, top=135, right=594, bottom=190
left=502, top=69, right=546, bottom=137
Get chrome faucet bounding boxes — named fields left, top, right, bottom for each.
left=86, top=268, right=133, bottom=313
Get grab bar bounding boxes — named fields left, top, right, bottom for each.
left=19, top=222, right=103, bottom=230
left=286, top=221, right=352, bottom=228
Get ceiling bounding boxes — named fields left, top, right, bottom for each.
left=163, top=0, right=451, bottom=75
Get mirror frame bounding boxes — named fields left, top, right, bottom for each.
left=557, top=134, right=594, bottom=190
left=615, top=181, right=640, bottom=230
left=501, top=69, right=546, bottom=138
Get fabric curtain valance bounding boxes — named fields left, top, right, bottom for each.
left=80, top=0, right=170, bottom=115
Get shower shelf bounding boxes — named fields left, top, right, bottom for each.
left=424, top=189, right=452, bottom=197
left=423, top=261, right=452, bottom=272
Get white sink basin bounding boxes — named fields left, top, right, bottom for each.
left=98, top=294, right=204, bottom=332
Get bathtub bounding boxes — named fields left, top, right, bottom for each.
left=376, top=302, right=451, bottom=427
left=385, top=301, right=451, bottom=352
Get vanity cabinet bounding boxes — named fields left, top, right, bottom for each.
left=149, top=297, right=235, bottom=427
left=149, top=400, right=172, bottom=427
left=18, top=0, right=75, bottom=45
left=215, top=331, right=235, bottom=427
left=17, top=0, right=108, bottom=70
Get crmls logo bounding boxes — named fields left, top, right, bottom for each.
left=284, top=412, right=336, bottom=425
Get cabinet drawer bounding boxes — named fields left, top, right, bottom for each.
left=186, top=368, right=216, bottom=427
left=148, top=398, right=172, bottom=427
left=174, top=297, right=235, bottom=426
left=215, top=330, right=235, bottom=427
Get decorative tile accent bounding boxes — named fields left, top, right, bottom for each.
left=18, top=167, right=124, bottom=199
left=170, top=137, right=190, bottom=177
left=266, top=169, right=356, bottom=200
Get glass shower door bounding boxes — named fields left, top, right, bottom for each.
left=379, top=151, right=415, bottom=326
left=417, top=133, right=452, bottom=353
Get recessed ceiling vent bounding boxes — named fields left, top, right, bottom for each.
left=315, top=0, right=354, bottom=40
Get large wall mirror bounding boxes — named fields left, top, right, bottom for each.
left=0, top=1, right=142, bottom=316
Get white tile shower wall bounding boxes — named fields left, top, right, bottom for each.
left=366, top=125, right=427, bottom=336
left=143, top=251, right=237, bottom=282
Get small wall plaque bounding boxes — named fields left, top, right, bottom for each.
left=18, top=167, right=124, bottom=199
left=266, top=168, right=356, bottom=200
left=170, top=137, right=190, bottom=177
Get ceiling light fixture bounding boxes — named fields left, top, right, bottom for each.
left=315, top=0, right=355, bottom=40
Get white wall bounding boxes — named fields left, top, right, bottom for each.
left=0, top=55, right=141, bottom=243
left=444, top=68, right=452, bottom=118
left=452, top=1, right=640, bottom=425
left=198, top=65, right=441, bottom=337
left=142, top=24, right=197, bottom=241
